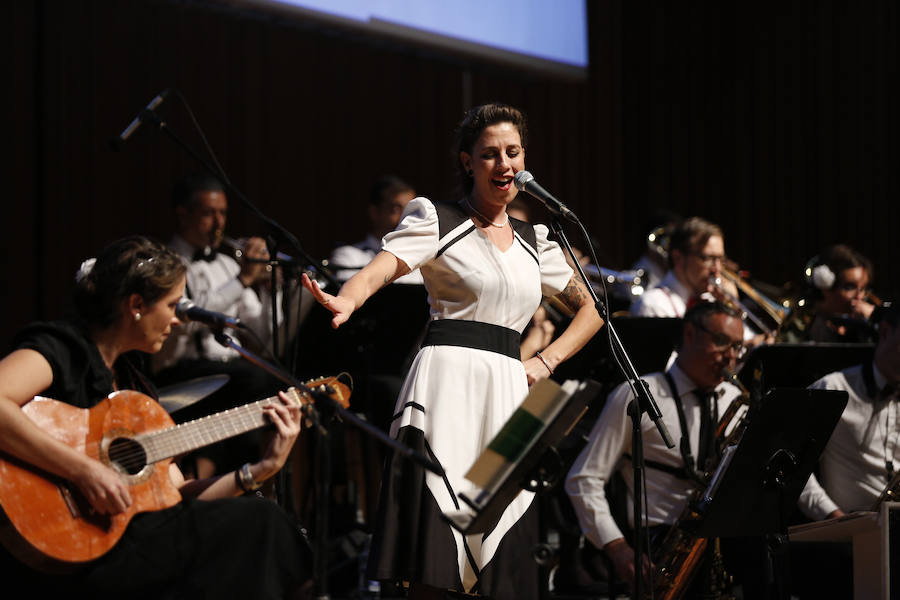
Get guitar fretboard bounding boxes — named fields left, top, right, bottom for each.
left=138, top=391, right=293, bottom=463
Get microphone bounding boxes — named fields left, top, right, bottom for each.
left=176, top=299, right=244, bottom=330
left=113, top=89, right=170, bottom=149
left=513, top=170, right=577, bottom=222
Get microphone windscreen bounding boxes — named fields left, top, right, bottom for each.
left=513, top=170, right=534, bottom=191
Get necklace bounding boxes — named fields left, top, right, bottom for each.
left=462, top=198, right=508, bottom=228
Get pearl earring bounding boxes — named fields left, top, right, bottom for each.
left=134, top=313, right=141, bottom=322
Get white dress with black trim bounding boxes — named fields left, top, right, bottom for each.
left=366, top=197, right=572, bottom=597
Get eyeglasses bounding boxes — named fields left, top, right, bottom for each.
left=691, top=253, right=726, bottom=267
left=836, top=282, right=870, bottom=296
left=693, top=321, right=746, bottom=357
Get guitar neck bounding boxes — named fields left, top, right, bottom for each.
left=139, top=394, right=282, bottom=463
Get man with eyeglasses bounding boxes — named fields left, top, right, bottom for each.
left=566, top=301, right=747, bottom=595
left=630, top=216, right=727, bottom=318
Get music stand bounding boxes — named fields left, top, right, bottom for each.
left=688, top=387, right=849, bottom=599
left=738, top=343, right=874, bottom=392
left=443, top=378, right=603, bottom=535
left=553, top=317, right=681, bottom=389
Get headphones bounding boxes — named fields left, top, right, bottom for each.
left=803, top=255, right=836, bottom=290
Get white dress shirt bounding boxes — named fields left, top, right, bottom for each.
left=153, top=235, right=278, bottom=369
left=798, top=363, right=900, bottom=520
left=565, top=364, right=742, bottom=549
left=630, top=270, right=691, bottom=318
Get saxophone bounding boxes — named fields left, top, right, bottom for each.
left=870, top=470, right=900, bottom=511
left=647, top=369, right=757, bottom=600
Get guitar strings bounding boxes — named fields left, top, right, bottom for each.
left=102, top=396, right=282, bottom=471
left=84, top=382, right=333, bottom=472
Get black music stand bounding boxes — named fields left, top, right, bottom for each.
left=443, top=378, right=603, bottom=536
left=738, top=342, right=874, bottom=392
left=688, top=387, right=849, bottom=600
left=554, top=317, right=681, bottom=386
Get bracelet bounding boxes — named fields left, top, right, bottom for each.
left=535, top=350, right=554, bottom=375
left=235, top=462, right=262, bottom=493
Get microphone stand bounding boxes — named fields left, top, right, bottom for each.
left=134, top=102, right=441, bottom=600
left=546, top=214, right=674, bottom=600
left=209, top=327, right=443, bottom=600
left=137, top=106, right=339, bottom=292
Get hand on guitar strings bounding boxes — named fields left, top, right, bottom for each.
left=254, top=391, right=304, bottom=481
left=75, top=459, right=134, bottom=516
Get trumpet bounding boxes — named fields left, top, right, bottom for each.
left=720, top=267, right=789, bottom=327
left=709, top=275, right=777, bottom=338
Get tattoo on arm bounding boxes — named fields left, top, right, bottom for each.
left=558, top=275, right=589, bottom=313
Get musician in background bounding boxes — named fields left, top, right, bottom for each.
left=565, top=301, right=745, bottom=594
left=788, top=305, right=897, bottom=598
left=629, top=216, right=727, bottom=318
left=0, top=236, right=309, bottom=598
left=779, top=244, right=877, bottom=343
left=629, top=208, right=683, bottom=292
left=152, top=173, right=282, bottom=478
left=798, top=303, right=899, bottom=516
left=328, top=174, right=423, bottom=285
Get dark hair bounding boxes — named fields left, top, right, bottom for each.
left=683, top=300, right=742, bottom=338
left=818, top=244, right=873, bottom=289
left=73, top=236, right=186, bottom=328
left=668, top=216, right=723, bottom=268
left=172, top=173, right=226, bottom=210
left=454, top=103, right=528, bottom=194
left=369, top=175, right=414, bottom=207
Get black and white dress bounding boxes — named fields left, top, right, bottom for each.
left=367, top=198, right=572, bottom=598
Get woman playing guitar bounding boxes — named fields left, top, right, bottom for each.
left=0, top=236, right=311, bottom=599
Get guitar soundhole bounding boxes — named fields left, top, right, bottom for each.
left=108, top=437, right=147, bottom=475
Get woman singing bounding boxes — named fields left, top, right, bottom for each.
left=302, top=103, right=604, bottom=599
left=0, top=236, right=310, bottom=599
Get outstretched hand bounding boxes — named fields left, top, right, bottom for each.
left=301, top=273, right=354, bottom=328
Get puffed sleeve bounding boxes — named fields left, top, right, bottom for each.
left=534, top=223, right=574, bottom=296
left=381, top=197, right=440, bottom=272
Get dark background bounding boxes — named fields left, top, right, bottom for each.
left=3, top=0, right=897, bottom=349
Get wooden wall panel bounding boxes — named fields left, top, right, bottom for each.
left=4, top=0, right=897, bottom=351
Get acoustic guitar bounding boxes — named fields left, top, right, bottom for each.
left=0, top=375, right=351, bottom=571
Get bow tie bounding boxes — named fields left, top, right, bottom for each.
left=192, top=247, right=216, bottom=263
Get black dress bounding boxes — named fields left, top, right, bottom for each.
left=0, top=320, right=311, bottom=599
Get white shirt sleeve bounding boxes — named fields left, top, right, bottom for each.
left=565, top=382, right=634, bottom=548
left=381, top=197, right=439, bottom=272
left=534, top=223, right=574, bottom=297
left=797, top=472, right=840, bottom=520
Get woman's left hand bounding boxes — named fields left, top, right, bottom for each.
left=254, top=391, right=304, bottom=480
left=524, top=354, right=555, bottom=386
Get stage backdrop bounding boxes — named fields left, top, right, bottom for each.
left=3, top=0, right=897, bottom=350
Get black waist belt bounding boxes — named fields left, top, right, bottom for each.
left=421, top=319, right=521, bottom=360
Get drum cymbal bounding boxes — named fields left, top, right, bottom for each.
left=157, top=374, right=230, bottom=414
